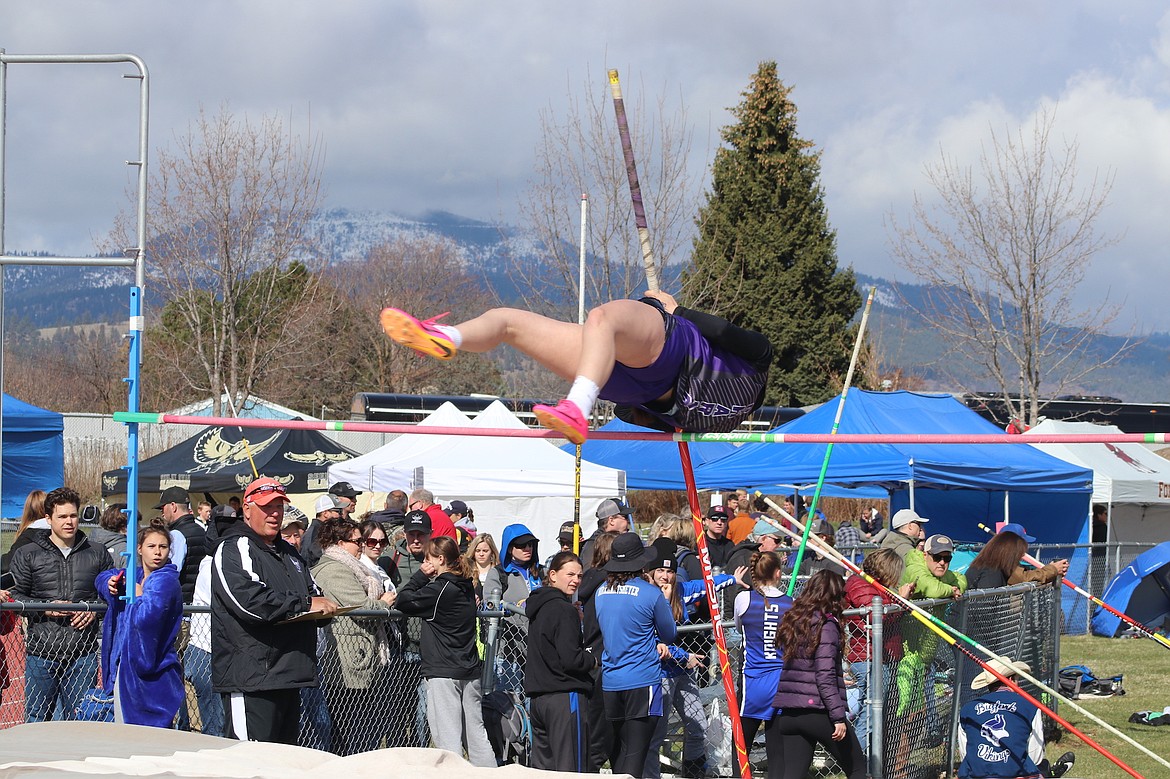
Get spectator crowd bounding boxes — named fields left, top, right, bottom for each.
left=0, top=484, right=1073, bottom=779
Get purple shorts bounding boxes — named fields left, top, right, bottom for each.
left=599, top=305, right=693, bottom=405
left=600, top=301, right=767, bottom=433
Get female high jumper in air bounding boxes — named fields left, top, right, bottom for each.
left=381, top=291, right=773, bottom=443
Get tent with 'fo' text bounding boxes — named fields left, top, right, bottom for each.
left=1024, top=419, right=1170, bottom=545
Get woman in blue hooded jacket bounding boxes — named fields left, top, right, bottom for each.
left=595, top=532, right=677, bottom=778
left=483, top=523, right=543, bottom=692
left=95, top=518, right=184, bottom=728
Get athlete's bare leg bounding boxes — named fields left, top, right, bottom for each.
left=381, top=296, right=669, bottom=443
left=453, top=300, right=665, bottom=388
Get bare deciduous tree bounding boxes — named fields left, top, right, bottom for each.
left=4, top=326, right=126, bottom=414
left=328, top=235, right=503, bottom=398
left=109, top=105, right=325, bottom=414
left=513, top=75, right=701, bottom=320
left=890, top=109, right=1132, bottom=426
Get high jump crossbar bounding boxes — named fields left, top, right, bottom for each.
left=112, top=412, right=1170, bottom=445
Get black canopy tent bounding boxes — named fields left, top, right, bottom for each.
left=102, top=425, right=358, bottom=501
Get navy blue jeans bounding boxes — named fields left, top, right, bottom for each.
left=24, top=652, right=100, bottom=722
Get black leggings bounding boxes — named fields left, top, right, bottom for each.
left=764, top=709, right=866, bottom=779
left=742, top=715, right=763, bottom=756
left=586, top=670, right=613, bottom=770
left=611, top=716, right=659, bottom=778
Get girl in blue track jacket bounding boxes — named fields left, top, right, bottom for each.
left=594, top=533, right=676, bottom=778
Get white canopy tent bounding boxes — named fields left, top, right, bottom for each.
left=1025, top=419, right=1170, bottom=543
left=328, top=401, right=626, bottom=547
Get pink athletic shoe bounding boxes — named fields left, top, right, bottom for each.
left=533, top=400, right=589, bottom=444
left=380, top=308, right=457, bottom=360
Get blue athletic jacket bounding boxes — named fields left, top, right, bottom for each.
left=660, top=574, right=736, bottom=679
left=595, top=576, right=676, bottom=691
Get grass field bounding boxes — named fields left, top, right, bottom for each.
left=1054, top=635, right=1170, bottom=779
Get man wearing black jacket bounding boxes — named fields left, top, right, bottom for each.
left=703, top=505, right=736, bottom=568
left=210, top=476, right=338, bottom=744
left=8, top=486, right=112, bottom=722
left=157, top=486, right=205, bottom=602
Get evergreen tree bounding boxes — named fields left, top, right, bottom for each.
left=684, top=62, right=861, bottom=407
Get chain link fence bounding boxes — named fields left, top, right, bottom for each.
left=0, top=579, right=1060, bottom=778
left=1025, top=542, right=1155, bottom=635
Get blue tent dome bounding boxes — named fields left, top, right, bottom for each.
left=2, top=394, right=65, bottom=517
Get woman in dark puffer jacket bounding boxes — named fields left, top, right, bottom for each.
left=767, top=569, right=866, bottom=779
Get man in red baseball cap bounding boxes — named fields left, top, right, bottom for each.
left=240, top=477, right=291, bottom=541
left=210, top=475, right=338, bottom=744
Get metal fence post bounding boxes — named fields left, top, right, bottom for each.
left=1052, top=584, right=1062, bottom=711
left=481, top=586, right=503, bottom=694
left=870, top=595, right=884, bottom=779
left=947, top=595, right=969, bottom=774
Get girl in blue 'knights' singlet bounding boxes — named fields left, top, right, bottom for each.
left=733, top=550, right=791, bottom=764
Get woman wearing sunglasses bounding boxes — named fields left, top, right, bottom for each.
left=358, top=519, right=397, bottom=585
left=483, top=523, right=543, bottom=692
left=311, top=518, right=398, bottom=754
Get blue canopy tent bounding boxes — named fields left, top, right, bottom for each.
left=2, top=393, right=65, bottom=517
left=1091, top=541, right=1170, bottom=637
left=694, top=391, right=1093, bottom=544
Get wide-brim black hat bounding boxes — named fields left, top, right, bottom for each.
left=602, top=532, right=654, bottom=573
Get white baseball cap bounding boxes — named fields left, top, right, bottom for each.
left=891, top=508, right=929, bottom=530
left=314, top=494, right=345, bottom=515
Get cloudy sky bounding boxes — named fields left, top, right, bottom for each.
left=4, top=2, right=1170, bottom=332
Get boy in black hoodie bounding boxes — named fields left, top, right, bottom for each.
left=524, top=551, right=597, bottom=772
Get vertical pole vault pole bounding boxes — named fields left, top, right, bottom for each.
left=608, top=69, right=661, bottom=293
left=573, top=194, right=588, bottom=554
left=0, top=53, right=148, bottom=601
left=786, top=287, right=875, bottom=594
left=125, top=56, right=150, bottom=604
left=679, top=443, right=753, bottom=777
left=608, top=68, right=751, bottom=778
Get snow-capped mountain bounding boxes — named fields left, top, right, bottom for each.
left=4, top=209, right=1167, bottom=402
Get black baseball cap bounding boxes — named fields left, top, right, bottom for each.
left=403, top=509, right=432, bottom=533
left=648, top=537, right=678, bottom=571
left=329, top=481, right=363, bottom=500
left=154, top=486, right=190, bottom=509
left=707, top=505, right=730, bottom=521
left=210, top=503, right=237, bottom=524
